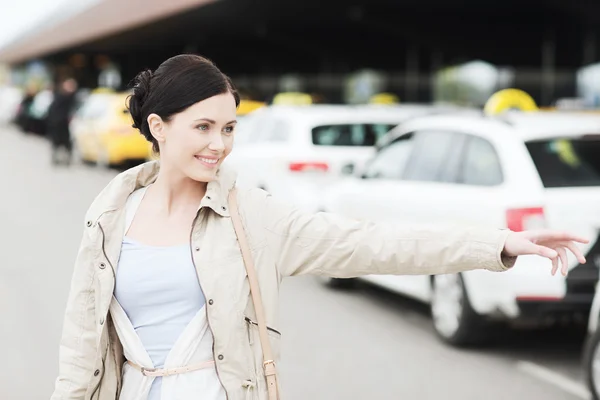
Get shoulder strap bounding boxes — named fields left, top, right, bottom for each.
left=124, top=186, right=148, bottom=235
left=228, top=188, right=279, bottom=400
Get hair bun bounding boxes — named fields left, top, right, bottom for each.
left=128, top=69, right=153, bottom=131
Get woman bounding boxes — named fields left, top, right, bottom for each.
left=51, top=54, right=588, bottom=400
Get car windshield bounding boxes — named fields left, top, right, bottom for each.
left=312, top=123, right=396, bottom=146
left=30, top=92, right=53, bottom=118
left=525, top=135, right=600, bottom=187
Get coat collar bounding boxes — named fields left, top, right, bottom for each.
left=86, top=160, right=237, bottom=224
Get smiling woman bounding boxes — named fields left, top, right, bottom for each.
left=127, top=55, right=239, bottom=183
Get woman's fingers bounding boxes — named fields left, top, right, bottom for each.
left=549, top=241, right=588, bottom=264
left=563, top=241, right=587, bottom=264
left=551, top=255, right=559, bottom=276
left=534, top=244, right=558, bottom=259
left=557, top=247, right=569, bottom=276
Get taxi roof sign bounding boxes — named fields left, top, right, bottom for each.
left=91, top=87, right=115, bottom=94
left=369, top=93, right=399, bottom=104
left=484, top=88, right=538, bottom=116
left=272, top=92, right=312, bottom=106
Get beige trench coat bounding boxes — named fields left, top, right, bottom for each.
left=50, top=161, right=515, bottom=400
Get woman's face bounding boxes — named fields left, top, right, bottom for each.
left=150, top=92, right=238, bottom=182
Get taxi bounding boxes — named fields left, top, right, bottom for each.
left=226, top=96, right=455, bottom=213
left=585, top=282, right=600, bottom=400
left=322, top=89, right=600, bottom=346
left=71, top=89, right=151, bottom=166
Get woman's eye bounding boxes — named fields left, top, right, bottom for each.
left=223, top=126, right=234, bottom=134
left=197, top=124, right=209, bottom=131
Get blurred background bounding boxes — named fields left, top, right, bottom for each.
left=2, top=0, right=600, bottom=399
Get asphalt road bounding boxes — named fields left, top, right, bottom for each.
left=0, top=125, right=591, bottom=400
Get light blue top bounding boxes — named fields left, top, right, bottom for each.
left=114, top=186, right=205, bottom=400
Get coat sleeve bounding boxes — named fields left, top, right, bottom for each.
left=246, top=189, right=516, bottom=279
left=50, top=225, right=98, bottom=400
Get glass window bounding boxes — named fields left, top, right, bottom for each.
left=438, top=133, right=469, bottom=183
left=403, top=131, right=459, bottom=182
left=312, top=124, right=396, bottom=146
left=525, top=136, right=600, bottom=187
left=78, top=94, right=111, bottom=120
left=30, top=91, right=54, bottom=118
left=363, top=134, right=415, bottom=179
left=460, top=136, right=504, bottom=186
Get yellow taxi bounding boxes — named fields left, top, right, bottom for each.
left=237, top=99, right=266, bottom=116
left=71, top=89, right=151, bottom=166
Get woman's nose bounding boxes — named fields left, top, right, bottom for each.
left=208, top=133, right=225, bottom=151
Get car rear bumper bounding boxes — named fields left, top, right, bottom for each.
left=516, top=294, right=593, bottom=322
left=464, top=247, right=599, bottom=322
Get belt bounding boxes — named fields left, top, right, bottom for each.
left=127, top=360, right=215, bottom=377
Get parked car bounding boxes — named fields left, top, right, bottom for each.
left=226, top=103, right=456, bottom=213
left=70, top=89, right=151, bottom=166
left=584, top=282, right=600, bottom=400
left=322, top=89, right=600, bottom=346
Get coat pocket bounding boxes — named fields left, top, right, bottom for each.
left=245, top=316, right=281, bottom=337
left=244, top=316, right=282, bottom=396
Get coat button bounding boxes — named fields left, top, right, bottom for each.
left=86, top=221, right=92, bottom=227
left=94, top=369, right=100, bottom=376
left=221, top=206, right=227, bottom=211
left=208, top=299, right=214, bottom=305
left=99, top=263, right=106, bottom=270
left=195, top=247, right=200, bottom=252
left=218, top=354, right=224, bottom=361
left=206, top=196, right=211, bottom=200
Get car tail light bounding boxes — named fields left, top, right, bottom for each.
left=289, top=162, right=329, bottom=173
left=506, top=207, right=546, bottom=232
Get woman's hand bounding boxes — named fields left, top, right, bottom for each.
left=503, top=230, right=589, bottom=276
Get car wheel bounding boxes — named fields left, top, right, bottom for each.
left=584, top=328, right=600, bottom=400
left=431, top=273, right=488, bottom=347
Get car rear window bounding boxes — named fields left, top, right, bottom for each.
left=525, top=136, right=600, bottom=187
left=312, top=124, right=396, bottom=146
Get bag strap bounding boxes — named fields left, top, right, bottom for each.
left=228, top=188, right=280, bottom=400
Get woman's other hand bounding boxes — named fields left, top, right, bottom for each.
left=503, top=230, right=590, bottom=276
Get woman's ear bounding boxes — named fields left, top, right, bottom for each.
left=147, top=113, right=166, bottom=146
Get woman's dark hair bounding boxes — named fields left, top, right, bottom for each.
left=128, top=54, right=240, bottom=152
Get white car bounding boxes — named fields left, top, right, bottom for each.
left=226, top=104, right=456, bottom=213
left=322, top=109, right=600, bottom=346
left=584, top=282, right=600, bottom=400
